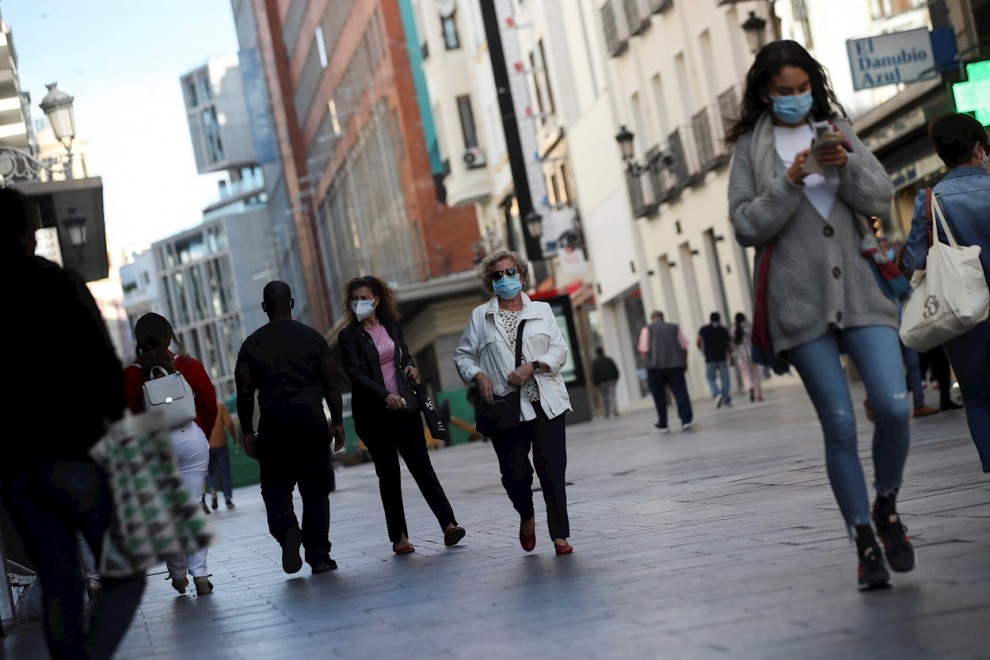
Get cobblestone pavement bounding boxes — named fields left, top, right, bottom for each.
left=3, top=380, right=987, bottom=659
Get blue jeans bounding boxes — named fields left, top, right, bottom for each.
left=705, top=360, right=732, bottom=404
left=944, top=318, right=990, bottom=472
left=205, top=446, right=233, bottom=500
left=787, top=326, right=912, bottom=528
left=902, top=343, right=925, bottom=409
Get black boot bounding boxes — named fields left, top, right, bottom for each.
left=873, top=493, right=916, bottom=572
left=854, top=524, right=890, bottom=589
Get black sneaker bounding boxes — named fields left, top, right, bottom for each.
left=311, top=558, right=338, bottom=574
left=854, top=525, right=890, bottom=590
left=282, top=527, right=304, bottom=574
left=873, top=497, right=916, bottom=573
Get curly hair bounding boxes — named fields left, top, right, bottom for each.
left=479, top=249, right=529, bottom=296
left=343, top=275, right=400, bottom=324
left=725, top=40, right=846, bottom=146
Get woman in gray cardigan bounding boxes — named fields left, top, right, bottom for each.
left=726, top=41, right=914, bottom=590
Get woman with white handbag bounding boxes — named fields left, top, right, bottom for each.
left=122, top=313, right=220, bottom=594
left=901, top=113, right=990, bottom=474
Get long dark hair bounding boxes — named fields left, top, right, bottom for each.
left=343, top=275, right=400, bottom=325
left=133, top=312, right=185, bottom=378
left=725, top=40, right=846, bottom=146
left=733, top=312, right=747, bottom=345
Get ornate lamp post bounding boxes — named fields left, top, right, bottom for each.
left=741, top=11, right=768, bottom=54
left=0, top=82, right=77, bottom=185
left=614, top=126, right=675, bottom=176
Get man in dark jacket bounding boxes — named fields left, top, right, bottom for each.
left=591, top=346, right=621, bottom=418
left=235, top=281, right=346, bottom=575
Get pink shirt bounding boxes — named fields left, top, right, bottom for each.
left=366, top=324, right=398, bottom=395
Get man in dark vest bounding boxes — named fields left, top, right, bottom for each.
left=638, top=311, right=693, bottom=433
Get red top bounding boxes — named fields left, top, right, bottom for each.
left=123, top=353, right=219, bottom=438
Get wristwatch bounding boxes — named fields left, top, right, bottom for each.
left=531, top=360, right=541, bottom=373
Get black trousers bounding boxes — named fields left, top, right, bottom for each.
left=360, top=409, right=457, bottom=543
left=1, top=461, right=146, bottom=660
left=257, top=427, right=333, bottom=565
left=920, top=346, right=954, bottom=408
left=490, top=406, right=570, bottom=540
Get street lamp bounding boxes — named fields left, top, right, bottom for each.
left=741, top=11, right=768, bottom=54
left=524, top=210, right=543, bottom=242
left=39, top=83, right=76, bottom=179
left=0, top=82, right=77, bottom=185
left=614, top=126, right=675, bottom=176
left=61, top=207, right=87, bottom=257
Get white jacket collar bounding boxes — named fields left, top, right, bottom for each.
left=484, top=292, right=540, bottom=319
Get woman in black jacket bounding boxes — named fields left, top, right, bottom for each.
left=337, top=275, right=465, bottom=554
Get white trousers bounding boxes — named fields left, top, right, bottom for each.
left=167, top=422, right=210, bottom=580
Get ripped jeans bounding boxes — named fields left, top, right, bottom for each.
left=787, top=325, right=912, bottom=529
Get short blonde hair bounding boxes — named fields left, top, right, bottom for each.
left=479, top=249, right=529, bottom=296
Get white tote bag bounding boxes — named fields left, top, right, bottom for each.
left=899, top=193, right=990, bottom=352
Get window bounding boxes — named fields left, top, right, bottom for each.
left=623, top=0, right=648, bottom=36
left=535, top=40, right=555, bottom=119
left=442, top=13, right=460, bottom=50
left=183, top=78, right=198, bottom=108
left=315, top=26, right=328, bottom=67
left=456, top=95, right=478, bottom=149
left=600, top=1, right=627, bottom=57
left=201, top=106, right=225, bottom=163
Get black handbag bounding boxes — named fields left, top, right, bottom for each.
left=474, top=320, right=527, bottom=437
left=407, top=377, right=448, bottom=440
left=393, top=342, right=421, bottom=413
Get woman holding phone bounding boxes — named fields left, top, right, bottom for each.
left=726, top=41, right=914, bottom=590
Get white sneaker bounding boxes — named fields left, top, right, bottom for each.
left=714, top=395, right=723, bottom=408
left=656, top=425, right=670, bottom=434
left=683, top=422, right=694, bottom=431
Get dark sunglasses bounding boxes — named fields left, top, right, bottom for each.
left=491, top=267, right=518, bottom=281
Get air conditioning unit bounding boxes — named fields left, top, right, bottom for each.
left=463, top=147, right=486, bottom=169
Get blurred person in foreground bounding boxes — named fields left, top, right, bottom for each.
left=901, top=112, right=990, bottom=473
left=726, top=40, right=914, bottom=589
left=235, top=281, right=345, bottom=575
left=0, top=186, right=145, bottom=658
left=454, top=250, right=575, bottom=555
left=338, top=275, right=465, bottom=554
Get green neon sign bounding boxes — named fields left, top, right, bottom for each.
left=952, top=60, right=990, bottom=125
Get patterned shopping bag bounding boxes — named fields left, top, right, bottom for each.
left=90, top=411, right=215, bottom=578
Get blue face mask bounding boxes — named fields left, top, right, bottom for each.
left=492, top=274, right=522, bottom=300
left=770, top=91, right=814, bottom=124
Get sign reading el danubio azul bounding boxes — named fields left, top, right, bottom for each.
left=846, top=27, right=939, bottom=91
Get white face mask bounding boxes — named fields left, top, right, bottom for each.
left=351, top=299, right=375, bottom=321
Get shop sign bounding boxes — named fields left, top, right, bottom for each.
left=847, top=28, right=939, bottom=91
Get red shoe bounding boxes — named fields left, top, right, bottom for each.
left=519, top=522, right=536, bottom=552
left=393, top=543, right=415, bottom=555
left=554, top=541, right=574, bottom=556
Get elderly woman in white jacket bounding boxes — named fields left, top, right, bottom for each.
left=454, top=249, right=574, bottom=555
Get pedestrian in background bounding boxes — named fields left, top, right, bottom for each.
left=697, top=312, right=734, bottom=408
left=902, top=112, right=990, bottom=473
left=638, top=311, right=693, bottom=433
left=732, top=312, right=763, bottom=402
left=727, top=40, right=914, bottom=589
left=205, top=400, right=237, bottom=511
left=454, top=250, right=574, bottom=555
left=591, top=345, right=621, bottom=418
left=1, top=187, right=145, bottom=658
left=235, top=281, right=345, bottom=575
left=123, top=312, right=218, bottom=596
left=338, top=275, right=466, bottom=555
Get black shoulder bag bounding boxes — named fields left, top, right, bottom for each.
left=474, top=319, right=527, bottom=438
